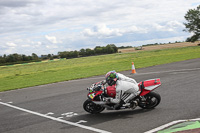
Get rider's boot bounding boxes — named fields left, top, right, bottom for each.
left=114, top=100, right=125, bottom=110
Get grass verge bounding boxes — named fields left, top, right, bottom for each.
left=0, top=46, right=200, bottom=92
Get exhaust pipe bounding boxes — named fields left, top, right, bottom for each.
left=93, top=101, right=106, bottom=105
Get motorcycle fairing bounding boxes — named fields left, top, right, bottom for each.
left=143, top=78, right=161, bottom=87
left=145, top=84, right=161, bottom=91
left=138, top=78, right=161, bottom=96
left=88, top=91, right=103, bottom=100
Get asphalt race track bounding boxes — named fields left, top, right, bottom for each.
left=0, top=58, right=200, bottom=133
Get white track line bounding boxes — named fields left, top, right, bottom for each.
left=144, top=118, right=200, bottom=133
left=0, top=101, right=111, bottom=133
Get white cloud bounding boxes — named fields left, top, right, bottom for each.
left=45, top=35, right=60, bottom=44
left=83, top=24, right=122, bottom=38
left=83, top=24, right=147, bottom=38
left=34, top=41, right=42, bottom=48
left=152, top=21, right=185, bottom=32
left=166, top=21, right=184, bottom=29
left=21, top=44, right=30, bottom=47
left=121, top=26, right=148, bottom=34
left=6, top=42, right=17, bottom=47
left=152, top=23, right=173, bottom=32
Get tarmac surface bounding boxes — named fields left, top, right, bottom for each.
left=0, top=58, right=200, bottom=133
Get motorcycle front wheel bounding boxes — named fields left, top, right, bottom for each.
left=138, top=92, right=161, bottom=109
left=83, top=99, right=105, bottom=114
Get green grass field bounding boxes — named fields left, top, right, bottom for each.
left=0, top=46, right=200, bottom=92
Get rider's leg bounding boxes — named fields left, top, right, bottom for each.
left=123, top=93, right=136, bottom=103
left=123, top=84, right=140, bottom=103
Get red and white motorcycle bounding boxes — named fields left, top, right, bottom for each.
left=83, top=79, right=161, bottom=114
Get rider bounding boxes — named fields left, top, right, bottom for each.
left=105, top=70, right=140, bottom=109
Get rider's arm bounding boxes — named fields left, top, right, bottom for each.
left=107, top=81, right=123, bottom=104
left=109, top=90, right=121, bottom=104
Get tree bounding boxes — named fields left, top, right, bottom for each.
left=6, top=54, right=15, bottom=62
left=69, top=51, right=79, bottom=58
left=13, top=53, right=22, bottom=61
left=0, top=56, right=6, bottom=64
left=86, top=48, right=94, bottom=56
left=22, top=54, right=29, bottom=61
left=105, top=45, right=114, bottom=54
left=79, top=48, right=86, bottom=57
left=184, top=5, right=200, bottom=42
left=32, top=53, right=39, bottom=60
left=109, top=44, right=118, bottom=53
left=94, top=46, right=103, bottom=55
left=47, top=54, right=52, bottom=58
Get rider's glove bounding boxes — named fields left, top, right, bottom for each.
left=101, top=80, right=106, bottom=85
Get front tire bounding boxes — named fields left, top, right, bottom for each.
left=83, top=99, right=105, bottom=114
left=138, top=92, right=161, bottom=109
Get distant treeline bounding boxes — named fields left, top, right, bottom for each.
left=118, top=46, right=133, bottom=49
left=58, top=44, right=118, bottom=58
left=0, top=44, right=118, bottom=66
left=0, top=41, right=186, bottom=66
left=142, top=41, right=183, bottom=47
left=0, top=53, right=41, bottom=66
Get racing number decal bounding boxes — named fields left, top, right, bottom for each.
left=89, top=93, right=95, bottom=99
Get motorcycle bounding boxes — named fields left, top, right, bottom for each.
left=83, top=78, right=161, bottom=114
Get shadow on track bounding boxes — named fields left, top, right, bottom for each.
left=61, top=108, right=155, bottom=130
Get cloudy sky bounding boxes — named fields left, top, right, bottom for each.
left=0, top=0, right=199, bottom=55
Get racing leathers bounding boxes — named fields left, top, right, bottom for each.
left=107, top=73, right=140, bottom=108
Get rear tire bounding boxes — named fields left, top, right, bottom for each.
left=83, top=99, right=105, bottom=114
left=138, top=92, right=161, bottom=109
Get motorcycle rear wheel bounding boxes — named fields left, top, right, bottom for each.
left=83, top=99, right=105, bottom=114
left=138, top=92, right=161, bottom=109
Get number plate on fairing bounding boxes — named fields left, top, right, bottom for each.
left=89, top=93, right=95, bottom=99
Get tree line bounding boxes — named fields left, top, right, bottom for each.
left=58, top=44, right=118, bottom=58
left=0, top=53, right=40, bottom=65
left=0, top=44, right=118, bottom=66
